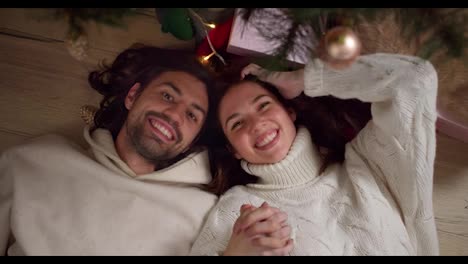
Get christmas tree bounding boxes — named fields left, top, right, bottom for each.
left=44, top=8, right=137, bottom=61
left=51, top=8, right=137, bottom=40
left=46, top=8, right=467, bottom=71
left=238, top=8, right=468, bottom=70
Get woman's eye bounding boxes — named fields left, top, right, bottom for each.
left=259, top=101, right=270, bottom=110
left=231, top=121, right=242, bottom=130
left=162, top=92, right=173, bottom=102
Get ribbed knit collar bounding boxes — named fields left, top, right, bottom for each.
left=241, top=127, right=322, bottom=189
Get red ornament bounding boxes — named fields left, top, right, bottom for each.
left=196, top=16, right=234, bottom=58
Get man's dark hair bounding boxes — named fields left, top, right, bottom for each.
left=88, top=44, right=216, bottom=168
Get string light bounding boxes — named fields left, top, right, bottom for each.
left=202, top=52, right=216, bottom=62
left=188, top=8, right=226, bottom=65
left=205, top=23, right=216, bottom=29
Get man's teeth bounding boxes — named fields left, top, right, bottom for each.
left=151, top=120, right=173, bottom=140
left=256, top=131, right=278, bottom=147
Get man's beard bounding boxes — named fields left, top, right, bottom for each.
left=127, top=111, right=183, bottom=163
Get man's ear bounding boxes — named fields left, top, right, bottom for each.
left=288, top=107, right=297, bottom=122
left=125, top=83, right=141, bottom=110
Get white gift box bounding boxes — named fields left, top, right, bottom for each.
left=227, top=8, right=315, bottom=66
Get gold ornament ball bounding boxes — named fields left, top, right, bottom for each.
left=323, top=26, right=361, bottom=64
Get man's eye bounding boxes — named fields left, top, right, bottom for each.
left=162, top=92, right=173, bottom=102
left=187, top=112, right=197, bottom=122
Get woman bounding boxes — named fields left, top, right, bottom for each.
left=192, top=53, right=439, bottom=255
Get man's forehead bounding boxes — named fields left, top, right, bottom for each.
left=151, top=71, right=205, bottom=90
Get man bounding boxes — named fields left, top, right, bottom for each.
left=0, top=45, right=218, bottom=255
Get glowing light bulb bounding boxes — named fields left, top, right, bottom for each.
left=203, top=52, right=215, bottom=61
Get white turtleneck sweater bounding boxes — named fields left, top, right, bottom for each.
left=0, top=126, right=217, bottom=255
left=190, top=53, right=439, bottom=256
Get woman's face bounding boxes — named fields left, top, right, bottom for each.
left=218, top=82, right=297, bottom=164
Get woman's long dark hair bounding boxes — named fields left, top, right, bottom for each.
left=88, top=44, right=216, bottom=167
left=204, top=62, right=371, bottom=196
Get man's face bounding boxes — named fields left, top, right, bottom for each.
left=123, top=71, right=209, bottom=162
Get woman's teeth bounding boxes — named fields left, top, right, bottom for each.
left=256, top=130, right=278, bottom=147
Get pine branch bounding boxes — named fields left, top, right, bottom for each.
left=238, top=8, right=467, bottom=69
left=51, top=8, right=137, bottom=39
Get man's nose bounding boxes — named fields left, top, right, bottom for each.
left=163, top=104, right=185, bottom=127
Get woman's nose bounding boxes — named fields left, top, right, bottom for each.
left=250, top=116, right=267, bottom=133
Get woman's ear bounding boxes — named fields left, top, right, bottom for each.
left=288, top=107, right=297, bottom=122
left=125, top=83, right=141, bottom=110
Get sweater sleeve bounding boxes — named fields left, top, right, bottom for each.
left=190, top=190, right=247, bottom=256
left=303, top=53, right=438, bottom=255
left=0, top=152, right=13, bottom=255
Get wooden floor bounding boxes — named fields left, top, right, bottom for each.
left=1, top=8, right=467, bottom=255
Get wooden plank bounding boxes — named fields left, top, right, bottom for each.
left=0, top=33, right=106, bottom=150
left=1, top=8, right=468, bottom=256
left=0, top=8, right=68, bottom=41
left=0, top=8, right=195, bottom=54
left=433, top=132, right=468, bottom=255
left=0, top=130, right=32, bottom=154
left=437, top=231, right=468, bottom=256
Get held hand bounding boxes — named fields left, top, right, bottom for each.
left=240, top=64, right=305, bottom=99
left=223, top=202, right=294, bottom=256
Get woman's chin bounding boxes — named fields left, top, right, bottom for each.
left=262, top=149, right=289, bottom=164
left=245, top=143, right=291, bottom=164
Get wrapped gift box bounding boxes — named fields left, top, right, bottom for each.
left=227, top=8, right=315, bottom=66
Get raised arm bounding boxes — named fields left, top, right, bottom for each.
left=243, top=54, right=439, bottom=255
left=307, top=54, right=438, bottom=255
left=303, top=54, right=437, bottom=146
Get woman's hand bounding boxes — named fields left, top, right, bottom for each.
left=223, top=202, right=294, bottom=256
left=241, top=64, right=305, bottom=99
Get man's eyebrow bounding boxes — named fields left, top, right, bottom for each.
left=162, top=82, right=181, bottom=96
left=191, top=103, right=207, bottom=118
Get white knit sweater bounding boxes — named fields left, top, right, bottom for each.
left=0, top=127, right=217, bottom=255
left=190, top=53, right=439, bottom=256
